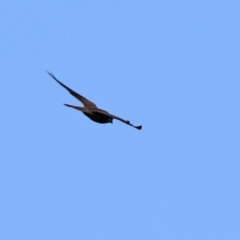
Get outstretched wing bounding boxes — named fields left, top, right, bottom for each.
left=111, top=114, right=142, bottom=130
left=94, top=109, right=142, bottom=130
left=47, top=71, right=97, bottom=108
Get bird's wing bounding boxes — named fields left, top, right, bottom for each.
left=47, top=71, right=97, bottom=108
left=94, top=109, right=142, bottom=130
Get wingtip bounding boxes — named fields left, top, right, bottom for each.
left=47, top=71, right=54, bottom=78
left=136, top=125, right=142, bottom=130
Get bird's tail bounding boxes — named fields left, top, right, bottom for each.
left=63, top=104, right=88, bottom=113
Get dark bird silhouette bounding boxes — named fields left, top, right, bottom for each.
left=47, top=72, right=142, bottom=130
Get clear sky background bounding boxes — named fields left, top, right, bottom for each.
left=1, top=1, right=240, bottom=239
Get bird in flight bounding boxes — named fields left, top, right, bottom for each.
left=47, top=72, right=142, bottom=130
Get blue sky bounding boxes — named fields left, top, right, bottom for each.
left=1, top=1, right=240, bottom=239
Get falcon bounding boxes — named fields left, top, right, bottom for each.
left=47, top=72, right=142, bottom=130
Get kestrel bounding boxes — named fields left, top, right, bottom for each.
left=48, top=72, right=142, bottom=130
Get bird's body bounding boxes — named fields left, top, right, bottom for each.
left=66, top=105, right=112, bottom=124
left=48, top=72, right=142, bottom=130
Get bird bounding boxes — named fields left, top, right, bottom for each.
left=47, top=71, right=142, bottom=130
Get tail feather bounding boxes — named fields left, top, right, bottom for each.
left=63, top=104, right=88, bottom=112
